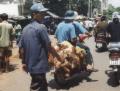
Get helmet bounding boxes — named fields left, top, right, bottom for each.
left=64, top=10, right=76, bottom=20
left=30, top=3, right=48, bottom=12
left=101, top=16, right=107, bottom=21
left=64, top=10, right=80, bottom=20
left=112, top=12, right=119, bottom=19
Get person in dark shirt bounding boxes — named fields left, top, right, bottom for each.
left=19, top=3, right=62, bottom=91
left=94, top=16, right=108, bottom=49
left=107, top=15, right=120, bottom=42
left=94, top=16, right=108, bottom=37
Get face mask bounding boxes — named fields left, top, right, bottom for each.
left=113, top=18, right=119, bottom=24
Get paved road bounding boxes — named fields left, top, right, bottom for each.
left=0, top=37, right=120, bottom=91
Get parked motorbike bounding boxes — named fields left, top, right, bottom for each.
left=108, top=42, right=120, bottom=85
left=95, top=32, right=107, bottom=51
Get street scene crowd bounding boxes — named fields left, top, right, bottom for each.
left=0, top=1, right=120, bottom=91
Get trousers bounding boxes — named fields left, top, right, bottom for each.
left=30, top=73, right=48, bottom=91
left=77, top=42, right=93, bottom=65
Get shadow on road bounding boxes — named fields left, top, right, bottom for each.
left=95, top=48, right=108, bottom=53
left=8, top=64, right=18, bottom=72
left=105, top=70, right=120, bottom=87
left=48, top=72, right=98, bottom=90
left=0, top=64, right=18, bottom=73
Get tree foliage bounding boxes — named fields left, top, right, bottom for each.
left=38, top=0, right=101, bottom=17
left=44, top=0, right=68, bottom=16
left=0, top=0, right=102, bottom=17
left=106, top=4, right=120, bottom=19
left=116, top=7, right=120, bottom=13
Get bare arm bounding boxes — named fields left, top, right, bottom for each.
left=48, top=43, right=63, bottom=62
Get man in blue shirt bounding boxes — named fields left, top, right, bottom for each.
left=74, top=16, right=98, bottom=72
left=55, top=10, right=89, bottom=43
left=55, top=10, right=97, bottom=72
left=19, top=3, right=62, bottom=91
left=73, top=21, right=87, bottom=36
left=55, top=10, right=77, bottom=45
left=73, top=11, right=98, bottom=72
left=55, top=21, right=77, bottom=43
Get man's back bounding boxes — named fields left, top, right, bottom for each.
left=55, top=21, right=76, bottom=43
left=20, top=21, right=51, bottom=74
left=0, top=21, right=13, bottom=47
left=73, top=21, right=87, bottom=36
left=107, top=22, right=120, bottom=42
left=95, top=21, right=108, bottom=32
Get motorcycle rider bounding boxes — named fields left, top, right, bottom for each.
left=106, top=14, right=120, bottom=86
left=107, top=15, right=120, bottom=43
left=72, top=11, right=96, bottom=71
left=55, top=10, right=77, bottom=45
left=94, top=16, right=108, bottom=40
left=55, top=10, right=97, bottom=72
left=94, top=16, right=108, bottom=50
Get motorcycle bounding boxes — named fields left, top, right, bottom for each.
left=51, top=34, right=91, bottom=86
left=95, top=32, right=107, bottom=52
left=108, top=42, right=120, bottom=85
left=54, top=62, right=86, bottom=86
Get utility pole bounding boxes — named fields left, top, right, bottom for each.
left=20, top=0, right=24, bottom=15
left=23, top=0, right=33, bottom=16
left=101, top=0, right=108, bottom=15
left=69, top=0, right=72, bottom=10
left=88, top=0, right=93, bottom=18
left=88, top=0, right=90, bottom=17
left=90, top=0, right=92, bottom=18
left=101, top=0, right=103, bottom=15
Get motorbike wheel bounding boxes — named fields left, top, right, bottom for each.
left=116, top=68, right=120, bottom=84
left=112, top=71, right=119, bottom=87
left=54, top=68, right=69, bottom=86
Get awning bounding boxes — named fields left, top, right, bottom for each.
left=47, top=11, right=60, bottom=18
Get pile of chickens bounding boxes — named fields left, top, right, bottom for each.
left=48, top=41, right=86, bottom=77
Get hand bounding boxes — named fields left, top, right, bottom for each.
left=22, top=64, right=28, bottom=73
left=86, top=33, right=92, bottom=38
left=85, top=32, right=92, bottom=37
left=55, top=61, right=61, bottom=69
left=88, top=33, right=92, bottom=37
